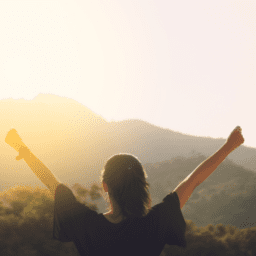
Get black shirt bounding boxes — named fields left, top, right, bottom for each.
left=53, top=184, right=187, bottom=256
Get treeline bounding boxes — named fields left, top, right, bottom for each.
left=0, top=185, right=256, bottom=256
left=0, top=183, right=101, bottom=256
left=164, top=220, right=256, bottom=256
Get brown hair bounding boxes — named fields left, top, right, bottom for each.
left=101, top=154, right=151, bottom=218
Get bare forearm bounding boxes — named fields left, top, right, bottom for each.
left=21, top=147, right=60, bottom=195
left=184, top=143, right=233, bottom=187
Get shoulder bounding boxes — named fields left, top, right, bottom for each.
left=152, top=191, right=185, bottom=228
left=156, top=191, right=180, bottom=209
left=54, top=184, right=97, bottom=224
left=54, top=183, right=78, bottom=203
left=54, top=184, right=77, bottom=212
left=152, top=191, right=187, bottom=247
left=55, top=183, right=72, bottom=196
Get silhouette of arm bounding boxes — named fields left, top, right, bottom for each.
left=174, top=126, right=244, bottom=209
left=17, top=146, right=60, bottom=195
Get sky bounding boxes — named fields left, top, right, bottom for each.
left=0, top=0, right=255, bottom=148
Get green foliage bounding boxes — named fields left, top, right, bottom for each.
left=164, top=220, right=256, bottom=256
left=89, top=184, right=102, bottom=201
left=1, top=184, right=256, bottom=256
left=0, top=183, right=101, bottom=256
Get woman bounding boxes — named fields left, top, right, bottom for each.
left=5, top=126, right=244, bottom=256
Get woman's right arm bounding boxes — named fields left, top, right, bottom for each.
left=174, top=126, right=244, bottom=209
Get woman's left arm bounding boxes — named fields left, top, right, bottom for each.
left=17, top=146, right=61, bottom=195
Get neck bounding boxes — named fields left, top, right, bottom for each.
left=105, top=196, right=124, bottom=218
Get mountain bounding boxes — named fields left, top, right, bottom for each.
left=0, top=94, right=107, bottom=189
left=1, top=94, right=256, bottom=229
left=0, top=94, right=255, bottom=190
left=144, top=154, right=256, bottom=229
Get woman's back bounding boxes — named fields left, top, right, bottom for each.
left=53, top=184, right=187, bottom=256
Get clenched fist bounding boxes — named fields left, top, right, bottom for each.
left=5, top=129, right=26, bottom=152
left=226, top=126, right=245, bottom=151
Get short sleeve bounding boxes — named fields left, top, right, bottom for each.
left=158, top=191, right=187, bottom=248
left=53, top=184, right=89, bottom=242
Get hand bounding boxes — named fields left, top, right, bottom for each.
left=5, top=129, right=26, bottom=152
left=226, top=126, right=245, bottom=151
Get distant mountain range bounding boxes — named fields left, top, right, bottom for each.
left=144, top=154, right=256, bottom=229
left=1, top=93, right=256, bottom=228
left=1, top=94, right=255, bottom=185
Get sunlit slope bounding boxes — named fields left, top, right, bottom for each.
left=1, top=94, right=255, bottom=190
left=0, top=94, right=107, bottom=189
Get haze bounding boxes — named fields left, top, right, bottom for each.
left=0, top=0, right=255, bottom=147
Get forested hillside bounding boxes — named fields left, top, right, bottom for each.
left=0, top=183, right=256, bottom=256
left=145, top=153, right=256, bottom=229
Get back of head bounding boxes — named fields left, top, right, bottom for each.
left=101, top=154, right=150, bottom=219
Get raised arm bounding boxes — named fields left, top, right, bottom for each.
left=174, top=126, right=244, bottom=209
left=18, top=146, right=60, bottom=195
left=5, top=129, right=60, bottom=195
